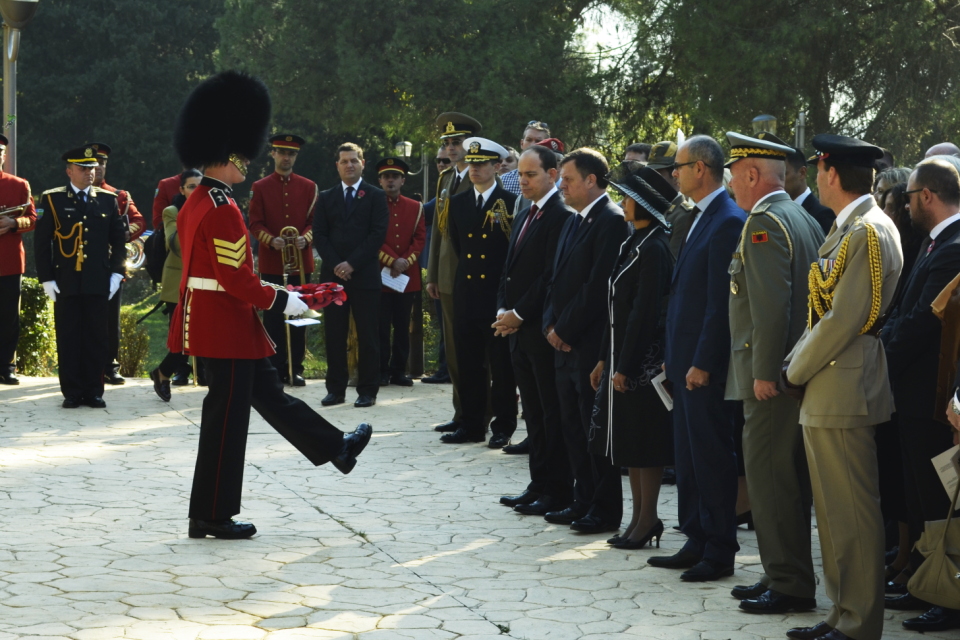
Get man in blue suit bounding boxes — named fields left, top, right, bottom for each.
left=648, top=135, right=746, bottom=581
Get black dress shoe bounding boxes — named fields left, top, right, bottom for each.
left=515, top=496, right=567, bottom=516
left=502, top=437, right=530, bottom=454
left=379, top=374, right=391, bottom=386
left=647, top=548, right=701, bottom=569
left=488, top=433, right=511, bottom=449
left=544, top=506, right=588, bottom=525
left=903, top=606, right=960, bottom=632
left=150, top=369, right=171, bottom=402
left=188, top=518, right=257, bottom=539
left=500, top=490, right=539, bottom=507
left=331, top=423, right=372, bottom=474
left=731, top=581, right=767, bottom=600
left=354, top=395, right=376, bottom=408
left=420, top=372, right=450, bottom=384
left=433, top=420, right=460, bottom=433
left=613, top=520, right=664, bottom=549
left=885, top=579, right=908, bottom=595
left=62, top=396, right=81, bottom=409
left=739, top=589, right=816, bottom=613
left=171, top=373, right=190, bottom=386
left=321, top=393, right=345, bottom=406
left=680, top=559, right=734, bottom=582
left=83, top=396, right=107, bottom=408
left=0, top=371, right=19, bottom=385
left=104, top=371, right=125, bottom=385
left=885, top=592, right=931, bottom=611
left=571, top=513, right=620, bottom=534
left=292, top=374, right=306, bottom=387
left=736, top=510, right=754, bottom=530
left=661, top=467, right=676, bottom=485
left=786, top=622, right=833, bottom=640
left=390, top=375, right=414, bottom=387
left=440, top=427, right=484, bottom=444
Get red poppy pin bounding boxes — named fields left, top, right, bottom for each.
left=357, top=190, right=366, bottom=199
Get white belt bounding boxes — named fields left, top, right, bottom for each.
left=187, top=277, right=224, bottom=292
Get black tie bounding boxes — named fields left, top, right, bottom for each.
left=77, top=190, right=86, bottom=205
left=678, top=206, right=700, bottom=257
left=452, top=173, right=462, bottom=194
left=344, top=185, right=354, bottom=212
left=560, top=214, right=583, bottom=257
left=476, top=193, right=484, bottom=213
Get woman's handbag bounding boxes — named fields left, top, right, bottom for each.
left=907, top=478, right=960, bottom=609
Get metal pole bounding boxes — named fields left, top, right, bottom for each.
left=408, top=143, right=427, bottom=377
left=796, top=111, right=805, bottom=151
left=3, top=24, right=18, bottom=175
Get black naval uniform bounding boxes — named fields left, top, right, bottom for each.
left=34, top=185, right=126, bottom=400
left=448, top=184, right=518, bottom=440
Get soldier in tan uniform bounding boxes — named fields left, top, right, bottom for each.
left=782, top=135, right=903, bottom=640
left=723, top=132, right=824, bottom=614
left=425, top=112, right=481, bottom=433
left=646, top=141, right=693, bottom=258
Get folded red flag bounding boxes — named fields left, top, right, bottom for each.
left=287, top=282, right=347, bottom=310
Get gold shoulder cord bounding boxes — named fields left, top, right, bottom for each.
left=808, top=218, right=883, bottom=333
left=485, top=199, right=512, bottom=237
left=48, top=193, right=84, bottom=271
left=436, top=173, right=451, bottom=237
left=736, top=211, right=794, bottom=264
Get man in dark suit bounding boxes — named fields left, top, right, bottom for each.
left=648, top=135, right=746, bottom=582
left=314, top=142, right=389, bottom=408
left=882, top=158, right=960, bottom=632
left=494, top=145, right=574, bottom=512
left=444, top=138, right=518, bottom=445
left=541, top=148, right=629, bottom=534
left=785, top=146, right=834, bottom=235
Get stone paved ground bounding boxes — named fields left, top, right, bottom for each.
left=0, top=377, right=946, bottom=640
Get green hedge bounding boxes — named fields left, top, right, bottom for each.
left=16, top=277, right=57, bottom=376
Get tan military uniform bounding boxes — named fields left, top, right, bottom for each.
left=664, top=193, right=694, bottom=259
left=785, top=195, right=903, bottom=640
left=726, top=191, right=824, bottom=599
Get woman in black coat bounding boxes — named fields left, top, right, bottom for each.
left=589, top=161, right=675, bottom=550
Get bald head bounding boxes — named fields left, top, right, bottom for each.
left=728, top=157, right=785, bottom=211
left=925, top=142, right=960, bottom=158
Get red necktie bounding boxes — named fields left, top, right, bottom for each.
left=516, top=204, right=540, bottom=246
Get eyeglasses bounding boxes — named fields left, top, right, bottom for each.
left=436, top=158, right=451, bottom=166
left=672, top=160, right=710, bottom=171
left=527, top=120, right=549, bottom=131
left=905, top=187, right=937, bottom=195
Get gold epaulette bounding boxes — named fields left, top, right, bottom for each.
left=41, top=187, right=66, bottom=195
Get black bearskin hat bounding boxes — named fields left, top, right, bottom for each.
left=174, top=70, right=271, bottom=168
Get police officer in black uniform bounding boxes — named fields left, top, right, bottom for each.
left=34, top=145, right=126, bottom=408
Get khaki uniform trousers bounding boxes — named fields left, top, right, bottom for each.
left=439, top=291, right=463, bottom=422
left=803, top=424, right=884, bottom=640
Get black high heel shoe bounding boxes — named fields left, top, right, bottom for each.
left=613, top=520, right=664, bottom=550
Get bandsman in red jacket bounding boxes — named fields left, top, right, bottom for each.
left=0, top=134, right=36, bottom=385
left=90, top=142, right=146, bottom=385
left=376, top=157, right=425, bottom=387
left=152, top=173, right=181, bottom=231
left=248, top=133, right=318, bottom=386
left=168, top=70, right=371, bottom=541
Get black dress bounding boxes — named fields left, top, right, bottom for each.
left=589, top=224, right=674, bottom=467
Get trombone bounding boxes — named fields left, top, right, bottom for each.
left=280, top=226, right=304, bottom=386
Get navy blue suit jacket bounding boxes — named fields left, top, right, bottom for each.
left=664, top=189, right=746, bottom=385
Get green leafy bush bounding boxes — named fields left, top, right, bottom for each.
left=118, top=308, right=150, bottom=378
left=16, top=277, right=57, bottom=376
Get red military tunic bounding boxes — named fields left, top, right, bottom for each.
left=0, top=172, right=36, bottom=276
left=152, top=174, right=180, bottom=230
left=168, top=178, right=282, bottom=360
left=379, top=195, right=426, bottom=292
left=248, top=171, right=317, bottom=276
left=100, top=181, right=146, bottom=241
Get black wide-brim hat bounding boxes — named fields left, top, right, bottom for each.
left=606, top=161, right=677, bottom=228
left=174, top=70, right=271, bottom=169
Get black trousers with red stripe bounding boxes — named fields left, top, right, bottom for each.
left=189, top=357, right=345, bottom=521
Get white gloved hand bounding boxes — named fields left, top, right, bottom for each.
left=283, top=291, right=309, bottom=316
left=42, top=280, right=59, bottom=302
left=108, top=273, right=124, bottom=300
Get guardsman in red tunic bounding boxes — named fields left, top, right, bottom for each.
left=0, top=134, right=36, bottom=385
left=152, top=173, right=181, bottom=230
left=376, top=157, right=425, bottom=386
left=90, top=142, right=147, bottom=385
left=248, top=133, right=318, bottom=386
left=169, top=70, right=371, bottom=540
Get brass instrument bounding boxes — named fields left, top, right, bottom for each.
left=125, top=236, right=146, bottom=269
left=281, top=226, right=303, bottom=385
left=0, top=203, right=28, bottom=217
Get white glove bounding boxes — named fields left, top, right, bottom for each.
left=42, top=280, right=59, bottom=302
left=108, top=273, right=124, bottom=300
left=283, top=291, right=309, bottom=316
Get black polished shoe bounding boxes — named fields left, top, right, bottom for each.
left=885, top=592, right=932, bottom=611
left=680, top=559, right=734, bottom=582
left=647, top=548, right=701, bottom=569
left=150, top=369, right=171, bottom=402
left=515, top=496, right=567, bottom=516
left=321, top=393, right=345, bottom=406
left=292, top=374, right=306, bottom=387
left=613, top=520, right=664, bottom=549
left=0, top=371, right=19, bottom=385
left=786, top=622, right=833, bottom=640
left=571, top=513, right=620, bottom=534
left=62, top=396, right=81, bottom=409
left=500, top=490, right=539, bottom=507
left=420, top=372, right=450, bottom=384
left=390, top=375, right=414, bottom=387
left=379, top=373, right=391, bottom=386
left=736, top=510, right=754, bottom=530
left=354, top=395, right=376, bottom=408
left=104, top=371, right=125, bottom=385
left=544, top=506, right=588, bottom=525
left=661, top=467, right=676, bottom=485
left=171, top=373, right=190, bottom=386
left=885, top=579, right=909, bottom=595
left=488, top=433, right=511, bottom=449
left=188, top=518, right=257, bottom=539
left=331, top=423, right=373, bottom=474
left=739, top=589, right=816, bottom=613
left=440, top=427, right=484, bottom=444
left=502, top=437, right=529, bottom=454
left=83, top=396, right=107, bottom=408
left=433, top=420, right=460, bottom=433
left=903, top=606, right=960, bottom=632
left=731, top=581, right=767, bottom=600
